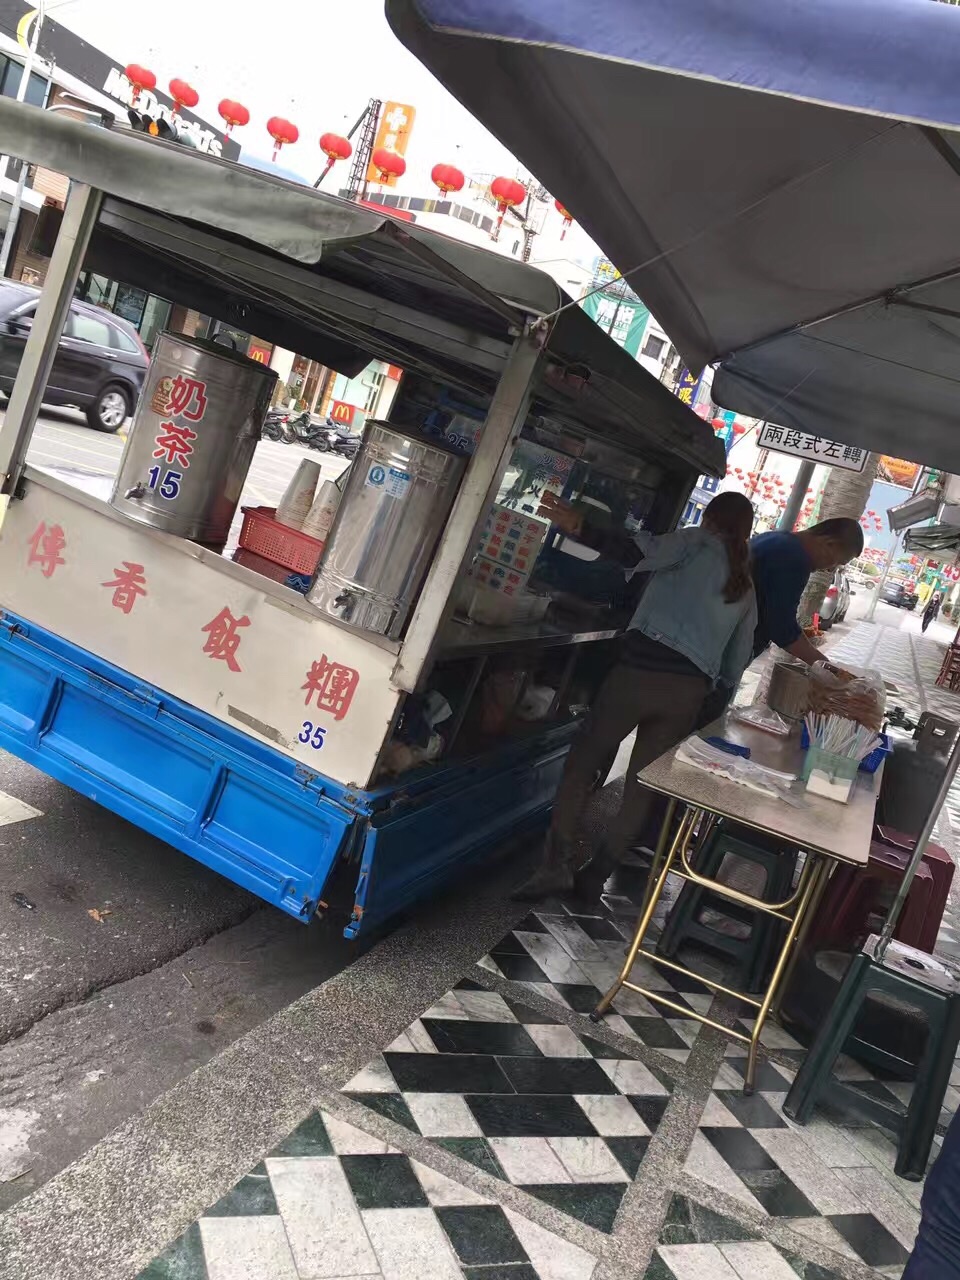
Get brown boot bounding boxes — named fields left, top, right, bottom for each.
left=512, top=833, right=576, bottom=901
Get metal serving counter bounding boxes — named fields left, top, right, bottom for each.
left=438, top=618, right=622, bottom=658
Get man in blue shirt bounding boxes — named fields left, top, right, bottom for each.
left=750, top=517, right=864, bottom=665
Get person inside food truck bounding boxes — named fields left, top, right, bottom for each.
left=515, top=507, right=864, bottom=903
left=515, top=490, right=758, bottom=902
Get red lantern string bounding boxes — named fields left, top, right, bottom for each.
left=554, top=198, right=573, bottom=239
left=432, top=163, right=465, bottom=196
left=490, top=176, right=526, bottom=240
left=218, top=98, right=250, bottom=136
left=317, top=132, right=352, bottom=183
left=267, top=116, right=299, bottom=162
left=372, top=147, right=406, bottom=183
left=124, top=63, right=156, bottom=106
left=169, top=78, right=198, bottom=116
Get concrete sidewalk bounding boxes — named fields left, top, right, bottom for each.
left=3, top=621, right=960, bottom=1280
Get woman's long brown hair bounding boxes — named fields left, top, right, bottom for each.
left=702, top=491, right=755, bottom=603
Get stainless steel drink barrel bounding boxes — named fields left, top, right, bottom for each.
left=308, top=422, right=465, bottom=639
left=111, top=333, right=276, bottom=548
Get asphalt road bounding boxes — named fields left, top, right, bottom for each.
left=0, top=408, right=355, bottom=1207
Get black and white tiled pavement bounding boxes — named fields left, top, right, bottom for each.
left=688, top=1048, right=921, bottom=1275
left=142, top=1107, right=600, bottom=1279
left=476, top=905, right=707, bottom=1061
left=342, top=974, right=676, bottom=1233
left=139, top=623, right=960, bottom=1280
left=644, top=1194, right=850, bottom=1279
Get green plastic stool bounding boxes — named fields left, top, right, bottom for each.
left=783, top=936, right=960, bottom=1180
left=658, top=819, right=799, bottom=993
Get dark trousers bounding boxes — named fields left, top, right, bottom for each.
left=551, top=663, right=709, bottom=862
left=903, top=1108, right=960, bottom=1277
left=631, top=682, right=734, bottom=848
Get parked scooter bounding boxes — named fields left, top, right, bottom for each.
left=261, top=407, right=289, bottom=441
left=324, top=420, right=362, bottom=457
left=285, top=411, right=330, bottom=451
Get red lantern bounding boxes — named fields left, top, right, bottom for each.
left=124, top=63, right=156, bottom=106
left=867, top=510, right=876, bottom=517
left=218, top=98, right=250, bottom=135
left=169, top=78, right=199, bottom=115
left=490, top=176, right=526, bottom=240
left=267, top=116, right=299, bottom=162
left=432, top=163, right=464, bottom=196
left=321, top=132, right=352, bottom=164
left=554, top=198, right=573, bottom=239
left=316, top=132, right=352, bottom=184
left=372, top=147, right=406, bottom=183
left=732, top=420, right=747, bottom=436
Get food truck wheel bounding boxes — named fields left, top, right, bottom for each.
left=88, top=383, right=131, bottom=432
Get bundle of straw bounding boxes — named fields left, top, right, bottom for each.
left=804, top=712, right=882, bottom=762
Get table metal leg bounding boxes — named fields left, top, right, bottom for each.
left=745, top=855, right=825, bottom=1092
left=770, top=856, right=833, bottom=1020
left=590, top=807, right=695, bottom=1023
left=637, top=797, right=679, bottom=918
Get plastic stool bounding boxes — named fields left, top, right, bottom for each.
left=877, top=826, right=955, bottom=951
left=658, top=819, right=799, bottom=993
left=809, top=846, right=935, bottom=953
left=784, top=936, right=960, bottom=1180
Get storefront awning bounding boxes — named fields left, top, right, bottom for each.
left=0, top=97, right=722, bottom=479
left=386, top=0, right=960, bottom=473
left=905, top=523, right=960, bottom=558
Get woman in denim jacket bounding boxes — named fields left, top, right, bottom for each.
left=516, top=490, right=757, bottom=902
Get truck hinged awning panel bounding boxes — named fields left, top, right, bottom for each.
left=0, top=96, right=723, bottom=477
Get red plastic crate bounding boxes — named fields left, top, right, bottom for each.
left=238, top=507, right=324, bottom=575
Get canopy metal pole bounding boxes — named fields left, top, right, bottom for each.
left=392, top=325, right=543, bottom=693
left=0, top=181, right=101, bottom=497
left=876, top=725, right=960, bottom=960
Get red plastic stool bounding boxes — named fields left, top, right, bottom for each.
left=875, top=826, right=955, bottom=952
left=810, top=845, right=936, bottom=952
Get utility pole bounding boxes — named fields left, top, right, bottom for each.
left=778, top=460, right=816, bottom=531
left=863, top=532, right=902, bottom=625
left=605, top=278, right=627, bottom=338
left=748, top=449, right=770, bottom=499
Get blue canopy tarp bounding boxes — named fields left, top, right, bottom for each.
left=388, top=0, right=960, bottom=472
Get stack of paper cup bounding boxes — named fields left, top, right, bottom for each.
left=302, top=479, right=341, bottom=544
left=275, top=459, right=322, bottom=530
